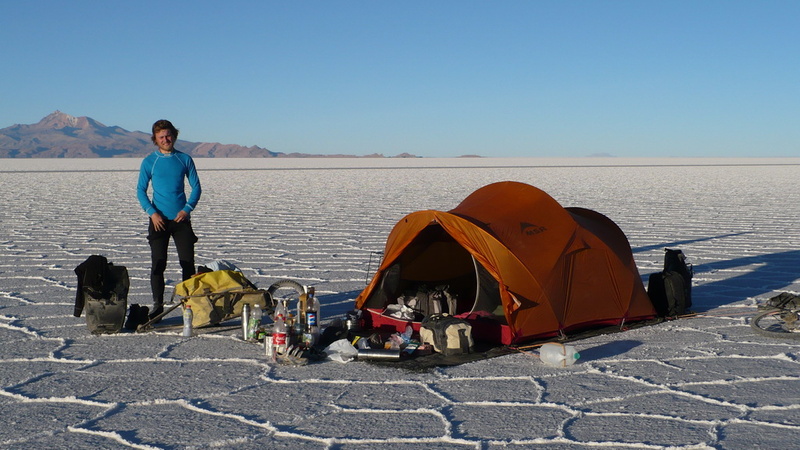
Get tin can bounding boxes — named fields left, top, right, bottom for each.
left=264, top=332, right=274, bottom=359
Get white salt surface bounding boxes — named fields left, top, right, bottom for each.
left=1, top=157, right=799, bottom=448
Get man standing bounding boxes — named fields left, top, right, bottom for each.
left=136, top=119, right=202, bottom=320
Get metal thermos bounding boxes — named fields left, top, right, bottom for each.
left=356, top=349, right=401, bottom=361
left=241, top=303, right=251, bottom=340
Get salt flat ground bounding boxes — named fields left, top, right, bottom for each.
left=1, top=157, right=799, bottom=449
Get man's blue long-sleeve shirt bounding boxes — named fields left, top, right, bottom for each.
left=136, top=150, right=201, bottom=220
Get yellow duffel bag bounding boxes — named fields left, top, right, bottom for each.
left=173, top=270, right=271, bottom=328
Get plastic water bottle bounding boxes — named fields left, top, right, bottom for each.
left=401, top=325, right=413, bottom=344
left=272, top=314, right=288, bottom=359
left=539, top=342, right=580, bottom=367
left=182, top=304, right=193, bottom=337
left=271, top=301, right=288, bottom=359
left=248, top=304, right=262, bottom=340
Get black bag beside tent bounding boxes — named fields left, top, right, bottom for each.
left=74, top=255, right=129, bottom=334
left=648, top=248, right=693, bottom=317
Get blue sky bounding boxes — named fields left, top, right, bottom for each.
left=2, top=1, right=798, bottom=157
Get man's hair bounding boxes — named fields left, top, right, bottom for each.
left=151, top=119, right=179, bottom=143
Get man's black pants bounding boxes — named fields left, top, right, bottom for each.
left=148, top=219, right=197, bottom=308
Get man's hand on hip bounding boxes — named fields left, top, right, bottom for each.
left=151, top=213, right=166, bottom=231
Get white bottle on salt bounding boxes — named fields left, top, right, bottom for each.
left=539, top=342, right=580, bottom=367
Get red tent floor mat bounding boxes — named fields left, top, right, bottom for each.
left=362, top=308, right=514, bottom=345
left=362, top=308, right=420, bottom=334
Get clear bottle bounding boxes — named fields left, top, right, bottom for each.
left=539, top=342, right=580, bottom=367
left=271, top=300, right=288, bottom=358
left=272, top=313, right=288, bottom=359
left=248, top=304, right=262, bottom=341
left=273, top=299, right=287, bottom=324
left=182, top=304, right=193, bottom=337
left=401, top=325, right=413, bottom=344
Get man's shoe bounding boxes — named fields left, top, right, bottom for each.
left=148, top=304, right=164, bottom=324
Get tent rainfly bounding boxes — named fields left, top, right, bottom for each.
left=355, top=181, right=656, bottom=345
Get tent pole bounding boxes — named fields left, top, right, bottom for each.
left=469, top=254, right=480, bottom=314
left=365, top=251, right=383, bottom=285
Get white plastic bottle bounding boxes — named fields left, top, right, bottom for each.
left=182, top=304, right=193, bottom=337
left=273, top=299, right=287, bottom=326
left=539, top=342, right=580, bottom=367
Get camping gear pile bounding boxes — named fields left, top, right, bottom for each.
left=74, top=182, right=704, bottom=366
left=73, top=257, right=276, bottom=335
left=70, top=254, right=473, bottom=364
left=72, top=255, right=329, bottom=363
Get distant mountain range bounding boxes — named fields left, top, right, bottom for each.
left=0, top=111, right=419, bottom=158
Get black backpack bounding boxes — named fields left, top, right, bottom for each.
left=74, top=255, right=129, bottom=334
left=647, top=248, right=693, bottom=317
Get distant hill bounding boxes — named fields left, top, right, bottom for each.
left=0, top=111, right=417, bottom=158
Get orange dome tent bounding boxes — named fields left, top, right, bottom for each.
left=355, top=181, right=656, bottom=345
